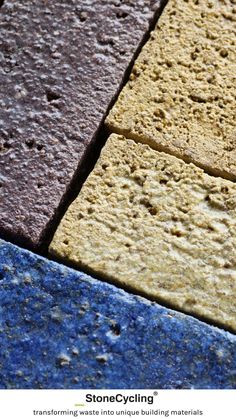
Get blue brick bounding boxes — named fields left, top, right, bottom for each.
left=0, top=239, right=235, bottom=389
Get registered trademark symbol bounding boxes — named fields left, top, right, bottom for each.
left=153, top=391, right=158, bottom=396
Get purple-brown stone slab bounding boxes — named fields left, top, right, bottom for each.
left=0, top=0, right=164, bottom=248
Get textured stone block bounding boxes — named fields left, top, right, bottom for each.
left=106, top=0, right=236, bottom=180
left=50, top=134, right=236, bottom=332
left=0, top=239, right=236, bottom=389
left=0, top=0, right=164, bottom=248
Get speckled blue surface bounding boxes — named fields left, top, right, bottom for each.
left=0, top=239, right=235, bottom=389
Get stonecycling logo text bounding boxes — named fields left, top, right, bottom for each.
left=86, top=393, right=154, bottom=405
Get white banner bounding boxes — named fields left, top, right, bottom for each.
left=0, top=390, right=234, bottom=419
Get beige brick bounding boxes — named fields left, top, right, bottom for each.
left=50, top=134, right=236, bottom=331
left=106, top=0, right=236, bottom=181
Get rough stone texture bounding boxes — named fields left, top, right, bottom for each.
left=50, top=134, right=236, bottom=332
left=106, top=0, right=236, bottom=181
left=0, top=0, right=164, bottom=248
left=0, top=239, right=236, bottom=389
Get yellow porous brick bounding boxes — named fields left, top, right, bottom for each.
left=50, top=134, right=236, bottom=331
left=106, top=0, right=236, bottom=181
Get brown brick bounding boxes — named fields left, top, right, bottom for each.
left=0, top=0, right=164, bottom=247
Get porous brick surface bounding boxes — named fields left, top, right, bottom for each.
left=50, top=134, right=236, bottom=332
left=106, top=0, right=236, bottom=180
